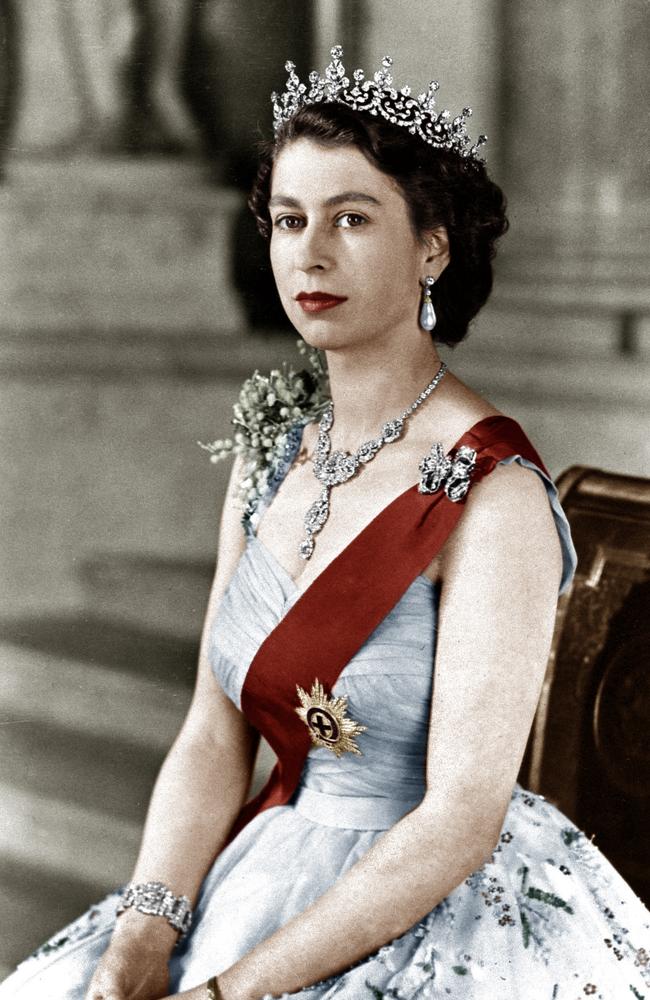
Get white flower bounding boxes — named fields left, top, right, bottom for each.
left=199, top=344, right=329, bottom=513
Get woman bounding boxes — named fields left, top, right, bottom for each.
left=2, top=46, right=648, bottom=1000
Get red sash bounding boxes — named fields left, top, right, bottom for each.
left=229, top=416, right=546, bottom=840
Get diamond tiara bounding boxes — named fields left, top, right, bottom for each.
left=271, top=45, right=487, bottom=161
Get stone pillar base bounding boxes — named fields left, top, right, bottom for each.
left=0, top=157, right=245, bottom=334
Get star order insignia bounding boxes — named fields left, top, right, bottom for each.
left=295, top=679, right=367, bottom=758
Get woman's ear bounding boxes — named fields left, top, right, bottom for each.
left=424, top=225, right=450, bottom=276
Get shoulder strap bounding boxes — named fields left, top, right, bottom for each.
left=228, top=416, right=546, bottom=840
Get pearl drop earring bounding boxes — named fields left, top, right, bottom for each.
left=419, top=276, right=436, bottom=332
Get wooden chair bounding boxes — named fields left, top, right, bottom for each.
left=519, top=467, right=650, bottom=907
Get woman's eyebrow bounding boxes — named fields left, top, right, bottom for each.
left=268, top=192, right=382, bottom=209
left=324, top=192, right=382, bottom=207
left=268, top=194, right=302, bottom=208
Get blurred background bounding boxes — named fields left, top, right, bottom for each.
left=0, top=0, right=649, bottom=978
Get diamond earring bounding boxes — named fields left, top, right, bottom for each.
left=419, top=276, right=436, bottom=332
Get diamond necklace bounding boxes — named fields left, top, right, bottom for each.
left=299, top=361, right=448, bottom=560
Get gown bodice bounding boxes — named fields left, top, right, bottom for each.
left=208, top=425, right=577, bottom=815
left=211, top=533, right=439, bottom=806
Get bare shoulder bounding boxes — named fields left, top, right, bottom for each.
left=468, top=459, right=552, bottom=522
left=468, top=452, right=556, bottom=536
left=414, top=371, right=500, bottom=455
left=419, top=372, right=551, bottom=528
left=442, top=458, right=562, bottom=590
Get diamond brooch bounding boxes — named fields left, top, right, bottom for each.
left=418, top=443, right=477, bottom=502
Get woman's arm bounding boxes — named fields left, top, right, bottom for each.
left=115, top=455, right=255, bottom=908
left=175, top=463, right=562, bottom=1000
left=87, top=457, right=256, bottom=996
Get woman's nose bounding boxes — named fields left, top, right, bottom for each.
left=294, top=224, right=333, bottom=272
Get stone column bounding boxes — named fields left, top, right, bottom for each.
left=0, top=0, right=19, bottom=175
left=200, top=0, right=313, bottom=175
left=496, top=0, right=650, bottom=349
left=311, top=0, right=363, bottom=68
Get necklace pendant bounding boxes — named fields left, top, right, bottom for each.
left=315, top=451, right=359, bottom=487
left=299, top=537, right=315, bottom=560
left=320, top=406, right=334, bottom=433
left=299, top=487, right=331, bottom=560
left=304, top=488, right=330, bottom=535
left=301, top=362, right=448, bottom=562
left=316, top=432, right=330, bottom=463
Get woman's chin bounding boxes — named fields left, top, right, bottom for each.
left=299, top=331, right=355, bottom=354
left=291, top=318, right=350, bottom=351
left=288, top=308, right=388, bottom=353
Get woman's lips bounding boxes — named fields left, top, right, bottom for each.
left=295, top=292, right=348, bottom=314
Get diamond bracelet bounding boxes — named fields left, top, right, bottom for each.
left=116, top=880, right=193, bottom=939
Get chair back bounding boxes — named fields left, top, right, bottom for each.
left=520, top=466, right=650, bottom=906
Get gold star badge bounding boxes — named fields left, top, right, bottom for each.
left=295, top=679, right=367, bottom=758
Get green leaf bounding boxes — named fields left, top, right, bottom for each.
left=525, top=887, right=574, bottom=914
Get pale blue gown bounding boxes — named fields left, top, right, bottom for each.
left=1, top=429, right=649, bottom=999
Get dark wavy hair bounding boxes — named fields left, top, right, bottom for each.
left=249, top=103, right=509, bottom=346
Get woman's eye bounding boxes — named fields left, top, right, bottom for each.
left=335, top=212, right=367, bottom=228
left=273, top=215, right=304, bottom=230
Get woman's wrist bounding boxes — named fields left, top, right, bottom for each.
left=214, top=963, right=260, bottom=1000
left=110, top=907, right=180, bottom=955
left=117, top=879, right=193, bottom=938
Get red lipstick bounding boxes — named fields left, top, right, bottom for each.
left=295, top=291, right=348, bottom=313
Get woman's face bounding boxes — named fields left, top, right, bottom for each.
left=268, top=138, right=445, bottom=352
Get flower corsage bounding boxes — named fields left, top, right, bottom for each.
left=199, top=342, right=329, bottom=519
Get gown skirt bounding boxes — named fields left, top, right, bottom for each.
left=1, top=455, right=649, bottom=1000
